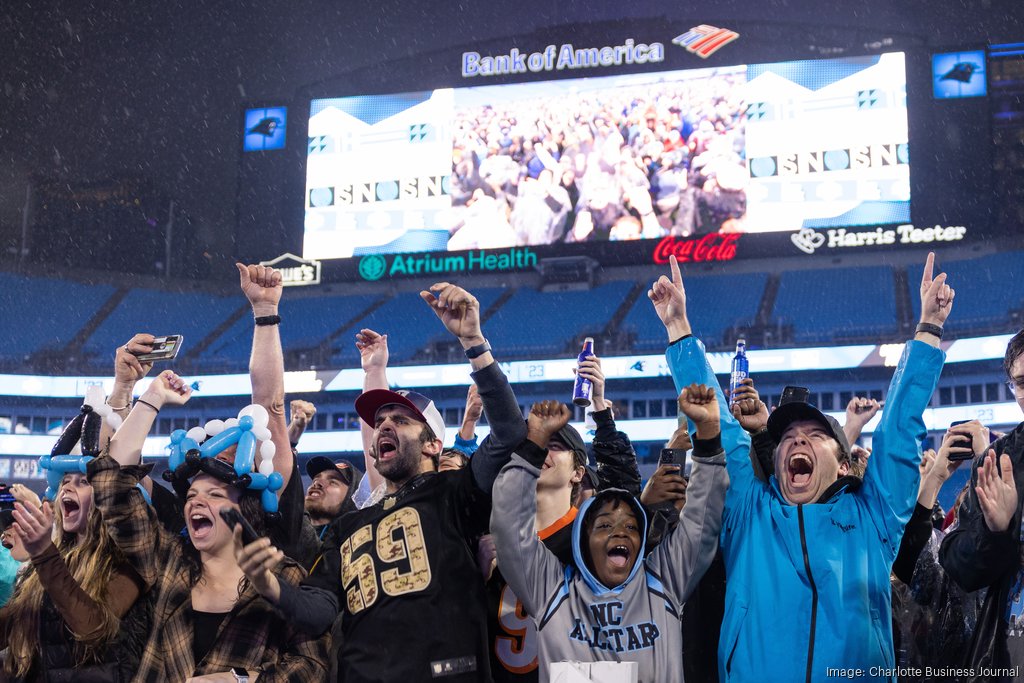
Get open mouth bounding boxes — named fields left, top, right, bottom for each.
left=188, top=511, right=215, bottom=539
left=61, top=498, right=81, bottom=519
left=376, top=437, right=398, bottom=461
left=788, top=454, right=814, bottom=488
left=607, top=545, right=631, bottom=569
left=306, top=488, right=323, bottom=499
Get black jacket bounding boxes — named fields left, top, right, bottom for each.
left=939, top=420, right=1024, bottom=681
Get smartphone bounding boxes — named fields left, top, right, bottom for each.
left=219, top=508, right=260, bottom=545
left=134, top=335, right=183, bottom=363
left=947, top=419, right=975, bottom=461
left=659, top=448, right=687, bottom=469
left=0, top=484, right=14, bottom=512
left=780, top=386, right=810, bottom=405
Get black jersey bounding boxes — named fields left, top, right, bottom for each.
left=307, top=467, right=493, bottom=683
left=486, top=508, right=577, bottom=683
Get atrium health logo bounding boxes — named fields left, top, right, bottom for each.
left=359, top=255, right=388, bottom=281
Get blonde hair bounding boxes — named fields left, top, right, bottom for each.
left=0, top=496, right=127, bottom=678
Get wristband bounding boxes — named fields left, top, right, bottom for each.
left=136, top=399, right=160, bottom=414
left=255, top=315, right=281, bottom=326
left=464, top=339, right=491, bottom=359
left=915, top=322, right=943, bottom=339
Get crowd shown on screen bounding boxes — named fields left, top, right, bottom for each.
left=2, top=251, right=1024, bottom=683
left=447, top=72, right=748, bottom=251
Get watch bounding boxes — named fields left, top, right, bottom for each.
left=464, top=339, right=491, bottom=359
left=230, top=667, right=249, bottom=683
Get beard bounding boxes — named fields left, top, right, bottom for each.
left=374, top=438, right=426, bottom=485
left=305, top=496, right=345, bottom=520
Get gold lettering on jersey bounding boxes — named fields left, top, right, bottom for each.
left=339, top=508, right=433, bottom=614
left=378, top=507, right=432, bottom=596
left=341, top=524, right=378, bottom=613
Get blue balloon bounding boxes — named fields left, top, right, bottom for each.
left=199, top=427, right=241, bottom=459
left=235, top=431, right=256, bottom=478
left=261, top=488, right=278, bottom=514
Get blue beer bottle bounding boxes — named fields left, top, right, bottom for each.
left=730, top=339, right=748, bottom=405
left=572, top=337, right=596, bottom=407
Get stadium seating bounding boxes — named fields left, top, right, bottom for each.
left=909, top=251, right=1024, bottom=336
left=0, top=272, right=115, bottom=361
left=85, top=288, right=242, bottom=359
left=620, top=272, right=768, bottom=352
left=329, top=287, right=507, bottom=366
left=487, top=281, right=636, bottom=357
left=773, top=266, right=897, bottom=344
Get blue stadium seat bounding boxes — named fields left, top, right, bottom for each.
left=84, top=288, right=242, bottom=358
left=909, top=251, right=1024, bottom=336
left=621, top=272, right=767, bottom=351
left=773, top=266, right=897, bottom=344
left=487, top=282, right=635, bottom=357
left=326, top=287, right=507, bottom=367
left=0, top=273, right=116, bottom=359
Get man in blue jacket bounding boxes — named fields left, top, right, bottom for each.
left=647, top=252, right=954, bottom=683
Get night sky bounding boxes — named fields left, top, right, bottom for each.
left=2, top=0, right=1022, bottom=266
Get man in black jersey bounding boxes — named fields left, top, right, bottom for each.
left=236, top=282, right=526, bottom=683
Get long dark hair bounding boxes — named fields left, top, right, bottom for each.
left=180, top=488, right=267, bottom=595
left=0, top=500, right=128, bottom=677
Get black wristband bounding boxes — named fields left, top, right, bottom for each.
left=915, top=322, right=943, bottom=339
left=255, top=315, right=281, bottom=326
left=136, top=399, right=160, bottom=414
left=464, top=339, right=491, bottom=359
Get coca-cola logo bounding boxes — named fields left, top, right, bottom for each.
left=652, top=233, right=741, bottom=264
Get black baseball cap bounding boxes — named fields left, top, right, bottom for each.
left=549, top=423, right=588, bottom=469
left=305, top=457, right=355, bottom=486
left=767, top=401, right=852, bottom=464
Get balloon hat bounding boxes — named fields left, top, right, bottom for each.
left=40, top=385, right=134, bottom=502
left=163, top=403, right=283, bottom=518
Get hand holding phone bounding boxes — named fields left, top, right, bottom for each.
left=219, top=508, right=260, bottom=546
left=133, top=335, right=183, bottom=363
left=947, top=420, right=977, bottom=461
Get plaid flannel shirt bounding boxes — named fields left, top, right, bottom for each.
left=88, top=455, right=328, bottom=683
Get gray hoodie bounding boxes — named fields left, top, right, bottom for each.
left=490, top=436, right=728, bottom=683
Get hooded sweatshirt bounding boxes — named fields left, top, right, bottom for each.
left=491, top=436, right=729, bottom=683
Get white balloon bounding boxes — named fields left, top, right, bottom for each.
left=204, top=419, right=225, bottom=436
left=239, top=404, right=269, bottom=429
left=224, top=418, right=239, bottom=429
left=253, top=427, right=272, bottom=442
left=258, top=460, right=275, bottom=476
left=107, top=413, right=123, bottom=430
left=187, top=427, right=207, bottom=443
left=84, top=385, right=105, bottom=409
left=260, top=440, right=276, bottom=461
left=93, top=403, right=112, bottom=418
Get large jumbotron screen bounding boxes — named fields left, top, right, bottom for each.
left=303, top=52, right=910, bottom=261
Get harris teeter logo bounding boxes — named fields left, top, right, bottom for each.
left=358, top=247, right=537, bottom=281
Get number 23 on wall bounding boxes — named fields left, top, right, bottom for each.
left=340, top=507, right=432, bottom=614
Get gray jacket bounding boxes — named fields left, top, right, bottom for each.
left=491, top=435, right=729, bottom=683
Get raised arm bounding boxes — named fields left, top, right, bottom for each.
left=420, top=282, right=525, bottom=492
left=581, top=356, right=641, bottom=495
left=941, top=447, right=1020, bottom=591
left=108, top=370, right=191, bottom=468
left=651, top=256, right=751, bottom=491
left=842, top=396, right=882, bottom=446
left=490, top=402, right=573, bottom=619
left=92, top=371, right=191, bottom=587
left=236, top=263, right=293, bottom=494
left=454, top=384, right=483, bottom=456
left=12, top=500, right=142, bottom=637
left=648, top=384, right=728, bottom=602
left=356, top=328, right=389, bottom=494
left=862, top=253, right=949, bottom=547
left=101, top=334, right=155, bottom=445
